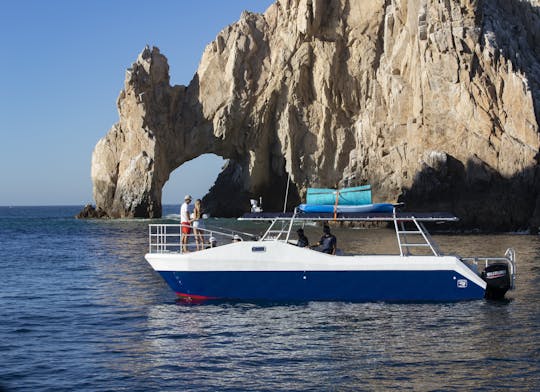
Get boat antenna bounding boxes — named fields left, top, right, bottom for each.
left=283, top=171, right=291, bottom=213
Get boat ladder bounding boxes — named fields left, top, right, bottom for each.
left=393, top=212, right=441, bottom=256
left=261, top=211, right=297, bottom=242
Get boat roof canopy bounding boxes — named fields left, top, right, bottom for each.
left=239, top=211, right=459, bottom=222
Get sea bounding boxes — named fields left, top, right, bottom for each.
left=1, top=205, right=539, bottom=391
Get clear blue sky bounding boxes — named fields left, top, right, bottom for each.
left=0, top=0, right=274, bottom=206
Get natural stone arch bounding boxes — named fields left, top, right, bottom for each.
left=91, top=44, right=302, bottom=218
left=88, top=1, right=540, bottom=231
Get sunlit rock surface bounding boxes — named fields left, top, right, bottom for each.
left=89, top=0, right=540, bottom=231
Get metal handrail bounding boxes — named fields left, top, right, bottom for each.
left=203, top=223, right=256, bottom=239
left=461, top=247, right=516, bottom=289
left=393, top=208, right=403, bottom=256
left=261, top=219, right=290, bottom=241
left=261, top=219, right=279, bottom=241
left=416, top=221, right=440, bottom=256
left=285, top=209, right=298, bottom=243
left=393, top=207, right=440, bottom=256
left=148, top=224, right=243, bottom=254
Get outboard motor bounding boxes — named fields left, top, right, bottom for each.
left=482, top=263, right=511, bottom=300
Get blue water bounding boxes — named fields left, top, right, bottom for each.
left=1, top=206, right=540, bottom=391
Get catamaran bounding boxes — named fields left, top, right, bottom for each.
left=144, top=204, right=516, bottom=302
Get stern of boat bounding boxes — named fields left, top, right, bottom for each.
left=461, top=248, right=516, bottom=300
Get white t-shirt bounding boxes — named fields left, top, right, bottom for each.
left=180, top=202, right=191, bottom=222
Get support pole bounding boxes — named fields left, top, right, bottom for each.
left=283, top=172, right=291, bottom=213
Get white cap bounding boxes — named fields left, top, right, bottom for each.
left=184, top=194, right=192, bottom=200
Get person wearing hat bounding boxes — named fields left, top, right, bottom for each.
left=296, top=227, right=309, bottom=248
left=180, top=195, right=192, bottom=252
left=311, top=224, right=337, bottom=255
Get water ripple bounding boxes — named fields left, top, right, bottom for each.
left=0, top=207, right=539, bottom=391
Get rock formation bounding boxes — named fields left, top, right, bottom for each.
left=88, top=0, right=540, bottom=231
left=75, top=204, right=108, bottom=219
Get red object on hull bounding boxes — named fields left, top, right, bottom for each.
left=176, top=292, right=220, bottom=303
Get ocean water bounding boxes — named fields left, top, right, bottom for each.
left=1, top=206, right=539, bottom=391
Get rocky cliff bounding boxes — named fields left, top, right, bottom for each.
left=89, top=0, right=540, bottom=231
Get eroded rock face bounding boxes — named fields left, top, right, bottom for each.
left=90, top=0, right=540, bottom=230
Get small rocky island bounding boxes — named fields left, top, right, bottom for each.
left=84, top=0, right=540, bottom=232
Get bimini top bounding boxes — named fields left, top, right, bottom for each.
left=239, top=210, right=459, bottom=222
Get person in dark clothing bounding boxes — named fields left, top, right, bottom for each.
left=311, top=224, right=337, bottom=255
left=296, top=228, right=309, bottom=248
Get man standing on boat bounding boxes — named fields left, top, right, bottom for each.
left=180, top=195, right=192, bottom=252
left=311, top=225, right=337, bottom=255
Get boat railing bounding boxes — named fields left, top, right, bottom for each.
left=261, top=219, right=289, bottom=241
left=393, top=210, right=441, bottom=256
left=148, top=224, right=248, bottom=254
left=203, top=223, right=256, bottom=240
left=260, top=210, right=299, bottom=242
left=461, top=248, right=516, bottom=289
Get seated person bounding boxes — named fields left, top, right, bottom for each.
left=296, top=228, right=309, bottom=248
left=311, top=225, right=337, bottom=255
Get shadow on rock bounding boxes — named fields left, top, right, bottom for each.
left=398, top=152, right=540, bottom=232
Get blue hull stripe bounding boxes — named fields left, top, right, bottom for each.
left=158, top=270, right=485, bottom=302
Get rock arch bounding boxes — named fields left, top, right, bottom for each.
left=91, top=44, right=301, bottom=218
left=89, top=1, right=540, bottom=231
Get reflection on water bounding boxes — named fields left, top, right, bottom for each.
left=1, top=208, right=539, bottom=391
left=141, top=299, right=540, bottom=390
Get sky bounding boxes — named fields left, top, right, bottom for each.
left=0, top=0, right=274, bottom=206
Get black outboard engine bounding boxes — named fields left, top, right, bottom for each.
left=482, top=263, right=511, bottom=300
